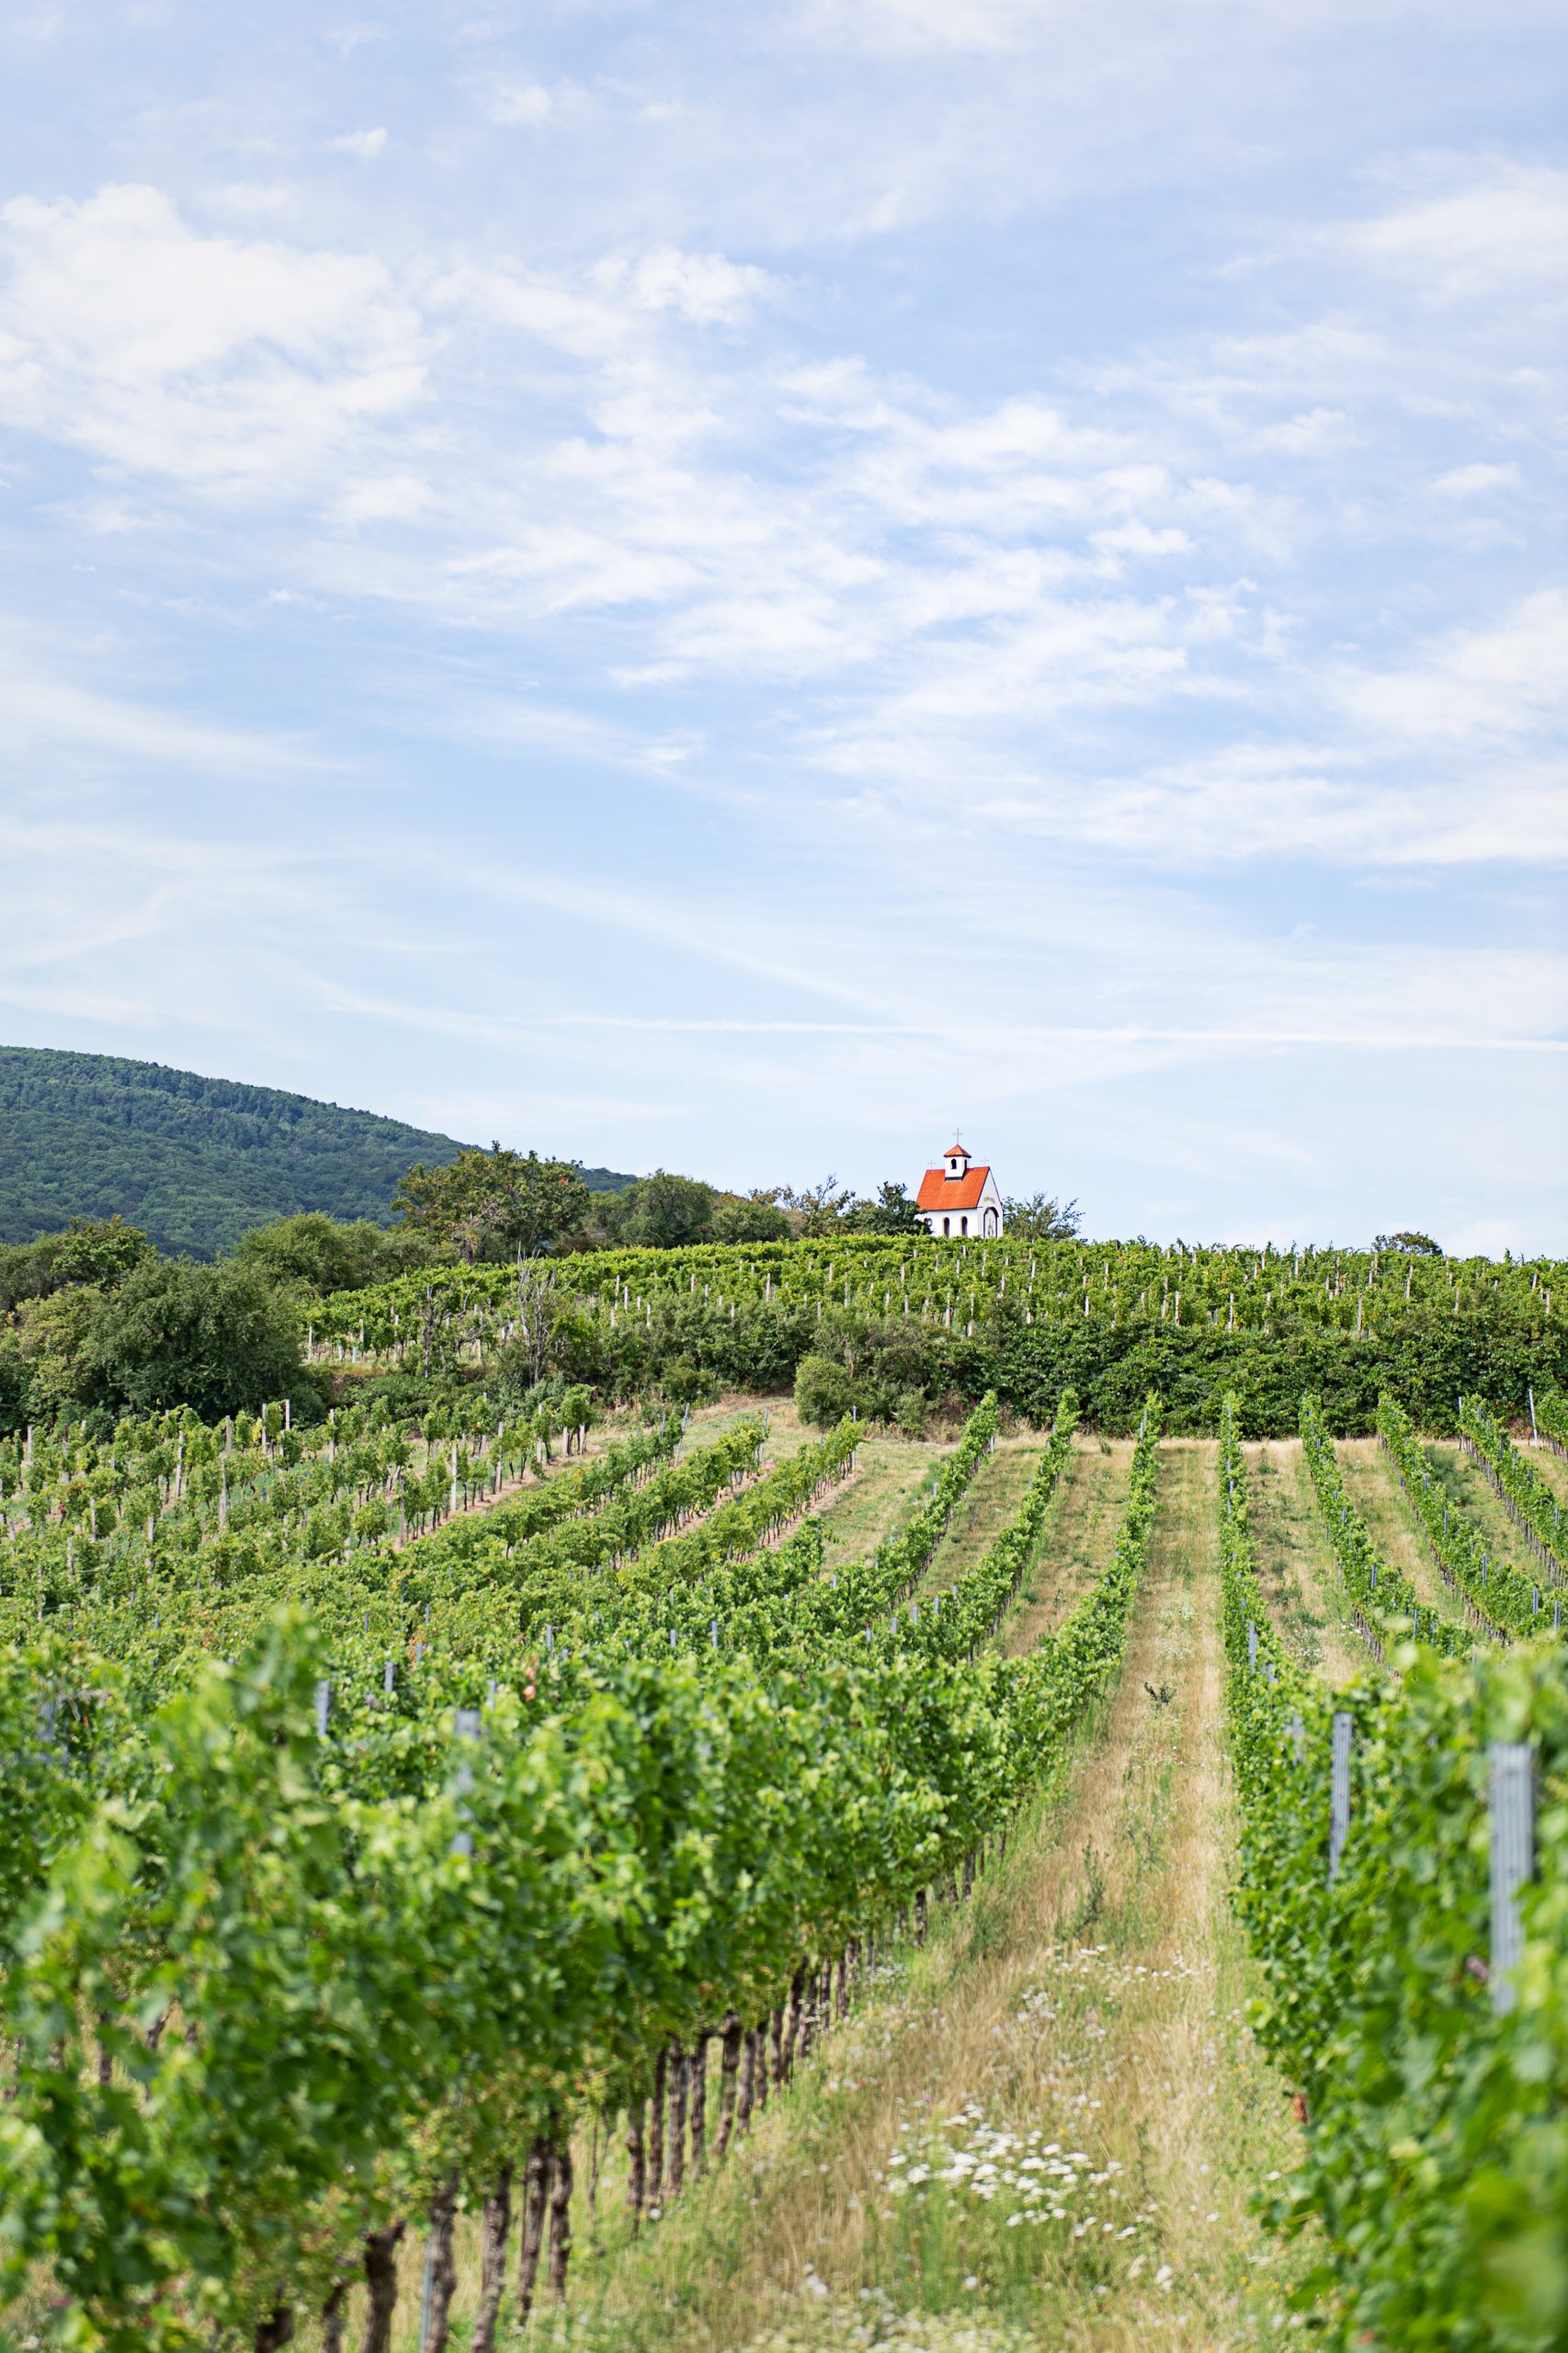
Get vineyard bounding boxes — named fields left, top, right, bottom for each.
left=3, top=1262, right=1568, bottom=2348
left=299, top=1233, right=1568, bottom=1435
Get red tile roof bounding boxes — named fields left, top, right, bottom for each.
left=916, top=1164, right=992, bottom=1211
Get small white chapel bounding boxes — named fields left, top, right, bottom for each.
left=915, top=1140, right=1005, bottom=1240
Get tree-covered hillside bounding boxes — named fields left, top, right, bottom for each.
left=0, top=1046, right=634, bottom=1258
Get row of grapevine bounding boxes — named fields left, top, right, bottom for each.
left=1220, top=1396, right=1568, bottom=2351
left=0, top=1384, right=616, bottom=1628
left=1298, top=1393, right=1473, bottom=1659
left=0, top=1393, right=1161, bottom=2350
left=302, top=1232, right=1566, bottom=1374
left=0, top=1409, right=689, bottom=1675
left=1539, top=1387, right=1568, bottom=1456
left=1378, top=1393, right=1560, bottom=1640
left=1460, top=1393, right=1567, bottom=1579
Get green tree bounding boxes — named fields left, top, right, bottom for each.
left=10, top=1286, right=104, bottom=1416
left=393, top=1146, right=589, bottom=1262
left=233, top=1212, right=437, bottom=1294
left=617, top=1171, right=716, bottom=1250
left=708, top=1192, right=791, bottom=1244
left=574, top=1190, right=631, bottom=1249
left=846, top=1182, right=924, bottom=1236
left=0, top=1337, right=28, bottom=1434
left=793, top=1352, right=860, bottom=1427
left=0, top=1216, right=154, bottom=1316
left=51, top=1215, right=157, bottom=1287
left=1375, top=1231, right=1444, bottom=1256
left=780, top=1176, right=859, bottom=1237
left=79, top=1259, right=306, bottom=1419
left=1003, top=1193, right=1083, bottom=1243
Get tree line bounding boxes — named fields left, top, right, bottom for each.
left=0, top=1145, right=1083, bottom=1432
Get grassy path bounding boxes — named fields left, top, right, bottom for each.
left=1000, top=1440, right=1132, bottom=1656
left=815, top=1438, right=961, bottom=1573
left=1530, top=1444, right=1568, bottom=1507
left=921, top=1445, right=1045, bottom=1597
left=1335, top=1438, right=1468, bottom=1621
left=1416, top=1438, right=1555, bottom=1582
left=1243, top=1438, right=1373, bottom=1680
left=499, top=1441, right=1306, bottom=2353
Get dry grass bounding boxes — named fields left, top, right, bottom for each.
left=687, top=1395, right=968, bottom=1575
left=686, top=1394, right=816, bottom=1463
left=1416, top=1438, right=1551, bottom=1582
left=818, top=1442, right=962, bottom=1574
left=1242, top=1439, right=1367, bottom=1682
left=1335, top=1438, right=1468, bottom=1620
left=1000, top=1440, right=1132, bottom=1657
left=920, top=1449, right=1046, bottom=1598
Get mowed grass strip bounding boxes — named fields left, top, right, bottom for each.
left=682, top=1398, right=962, bottom=1568
left=1242, top=1438, right=1369, bottom=1681
left=1000, top=1439, right=1133, bottom=1657
left=816, top=1438, right=962, bottom=1574
left=715, top=1439, right=1310, bottom=2353
left=1416, top=1437, right=1561, bottom=1585
left=1335, top=1437, right=1474, bottom=1621
left=919, top=1443, right=1048, bottom=1599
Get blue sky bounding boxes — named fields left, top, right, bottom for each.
left=1, top=0, right=1563, bottom=1252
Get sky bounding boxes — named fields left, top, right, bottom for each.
left=0, top=1, right=1564, bottom=1255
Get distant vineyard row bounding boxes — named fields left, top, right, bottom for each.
left=302, top=1233, right=1567, bottom=1435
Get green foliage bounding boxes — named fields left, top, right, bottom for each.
left=707, top=1191, right=793, bottom=1244
left=612, top=1169, right=718, bottom=1250
left=0, top=1216, right=155, bottom=1316
left=227, top=1204, right=433, bottom=1299
left=794, top=1351, right=861, bottom=1427
left=0, top=1043, right=483, bottom=1257
left=1002, top=1193, right=1082, bottom=1242
left=77, top=1258, right=308, bottom=1421
left=1300, top=1390, right=1471, bottom=1657
left=233, top=1211, right=437, bottom=1294
left=1379, top=1392, right=1551, bottom=1637
left=846, top=1181, right=926, bottom=1235
left=0, top=1383, right=1162, bottom=2344
left=0, top=1341, right=28, bottom=1435
left=311, top=1234, right=1568, bottom=1438
left=394, top=1144, right=591, bottom=1263
left=1459, top=1392, right=1568, bottom=1578
left=1219, top=1394, right=1568, bottom=2351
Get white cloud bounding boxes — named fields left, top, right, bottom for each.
left=1336, top=161, right=1568, bottom=304
left=1333, top=590, right=1568, bottom=745
left=328, top=127, right=389, bottom=160
left=1254, top=406, right=1353, bottom=453
left=333, top=472, right=434, bottom=525
left=485, top=80, right=584, bottom=128
left=0, top=184, right=427, bottom=494
left=208, top=183, right=292, bottom=216
left=595, top=245, right=776, bottom=327
left=1092, top=520, right=1193, bottom=559
left=1431, top=460, right=1522, bottom=496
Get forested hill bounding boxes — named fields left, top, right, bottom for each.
left=0, top=1046, right=634, bottom=1257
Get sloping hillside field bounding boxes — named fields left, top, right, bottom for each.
left=1, top=1271, right=1567, bottom=2348
left=312, top=1228, right=1565, bottom=1430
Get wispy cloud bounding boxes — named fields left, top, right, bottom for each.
left=0, top=0, right=1562, bottom=1242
